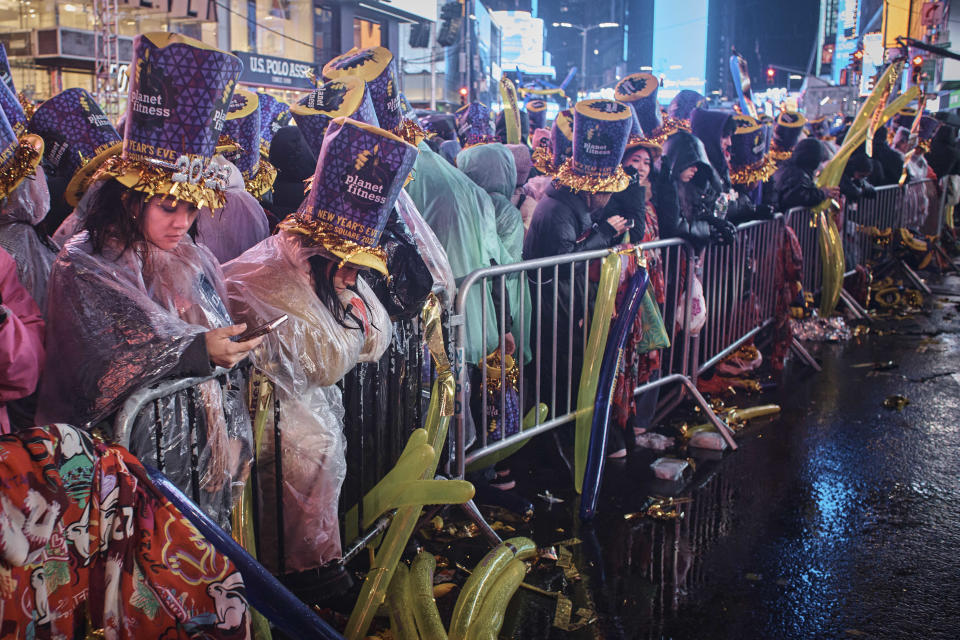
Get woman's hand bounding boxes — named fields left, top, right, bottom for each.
left=204, top=324, right=265, bottom=369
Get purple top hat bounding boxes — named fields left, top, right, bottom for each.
left=256, top=91, right=292, bottom=154
left=615, top=72, right=663, bottom=138
left=526, top=99, right=548, bottom=131
left=455, top=102, right=497, bottom=147
left=28, top=88, right=122, bottom=206
left=555, top=99, right=632, bottom=193
left=0, top=43, right=15, bottom=96
left=917, top=115, right=941, bottom=150
left=0, top=76, right=27, bottom=136
left=667, top=90, right=706, bottom=124
left=893, top=108, right=918, bottom=132
left=805, top=116, right=829, bottom=139
left=728, top=114, right=775, bottom=185
left=94, top=32, right=243, bottom=210
left=770, top=111, right=806, bottom=161
left=532, top=108, right=573, bottom=175
left=279, top=117, right=418, bottom=275
left=290, top=76, right=379, bottom=157
left=323, top=46, right=402, bottom=131
left=222, top=89, right=276, bottom=197
left=0, top=104, right=43, bottom=201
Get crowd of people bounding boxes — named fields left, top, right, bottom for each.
left=2, top=33, right=960, bottom=636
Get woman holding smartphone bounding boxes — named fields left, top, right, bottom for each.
left=37, top=34, right=261, bottom=528
left=224, top=117, right=417, bottom=600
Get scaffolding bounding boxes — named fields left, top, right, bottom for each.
left=92, top=0, right=121, bottom=118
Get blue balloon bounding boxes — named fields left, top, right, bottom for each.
left=579, top=267, right=650, bottom=522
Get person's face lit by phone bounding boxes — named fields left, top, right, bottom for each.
left=140, top=196, right=199, bottom=251
left=332, top=265, right=359, bottom=295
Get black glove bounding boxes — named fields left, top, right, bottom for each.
left=755, top=203, right=775, bottom=220
left=706, top=217, right=737, bottom=246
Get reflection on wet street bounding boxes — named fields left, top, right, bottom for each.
left=489, top=276, right=960, bottom=639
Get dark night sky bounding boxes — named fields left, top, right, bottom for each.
left=728, top=0, right=822, bottom=82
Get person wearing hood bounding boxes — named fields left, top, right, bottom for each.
left=926, top=123, right=960, bottom=178
left=772, top=138, right=841, bottom=212
left=657, top=130, right=737, bottom=250
left=839, top=151, right=877, bottom=203
left=867, top=126, right=905, bottom=186
left=690, top=108, right=774, bottom=224
left=267, top=125, right=316, bottom=225
left=457, top=141, right=532, bottom=364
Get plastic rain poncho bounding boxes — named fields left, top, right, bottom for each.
left=394, top=189, right=457, bottom=307
left=223, top=232, right=391, bottom=571
left=36, top=231, right=253, bottom=529
left=0, top=165, right=56, bottom=310
left=51, top=180, right=103, bottom=248
left=457, top=143, right=532, bottom=363
left=405, top=143, right=501, bottom=364
left=195, top=156, right=270, bottom=264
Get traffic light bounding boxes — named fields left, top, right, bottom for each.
left=437, top=1, right=463, bottom=47
left=459, top=86, right=468, bottom=105
left=851, top=49, right=863, bottom=73
left=912, top=55, right=924, bottom=84
left=766, top=67, right=775, bottom=85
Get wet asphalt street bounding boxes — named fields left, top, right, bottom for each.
left=483, top=273, right=960, bottom=640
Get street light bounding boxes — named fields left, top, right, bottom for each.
left=552, top=21, right=620, bottom=97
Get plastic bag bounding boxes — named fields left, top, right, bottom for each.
left=650, top=457, right=691, bottom=482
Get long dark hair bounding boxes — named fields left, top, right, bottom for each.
left=307, top=254, right=375, bottom=331
left=85, top=179, right=198, bottom=254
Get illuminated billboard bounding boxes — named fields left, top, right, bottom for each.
left=651, top=0, right=709, bottom=100
left=492, top=10, right=552, bottom=75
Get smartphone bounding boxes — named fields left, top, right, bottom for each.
left=234, top=314, right=288, bottom=342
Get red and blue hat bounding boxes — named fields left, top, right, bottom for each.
left=221, top=89, right=277, bottom=197
left=290, top=76, right=379, bottom=157
left=455, top=102, right=497, bottom=147
left=728, top=114, right=776, bottom=186
left=28, top=88, right=122, bottom=206
left=256, top=91, right=292, bottom=156
left=279, top=117, right=418, bottom=275
left=93, top=32, right=242, bottom=210
left=555, top=99, right=632, bottom=193
left=526, top=99, right=548, bottom=131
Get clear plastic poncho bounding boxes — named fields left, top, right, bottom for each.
left=457, top=143, right=532, bottom=363
left=37, top=231, right=253, bottom=529
left=405, top=143, right=501, bottom=364
left=223, top=231, right=392, bottom=571
left=195, top=156, right=270, bottom=264
left=51, top=180, right=103, bottom=248
left=395, top=189, right=457, bottom=307
left=0, top=166, right=56, bottom=310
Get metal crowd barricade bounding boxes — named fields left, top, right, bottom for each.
left=450, top=239, right=735, bottom=488
left=112, top=316, right=436, bottom=569
left=695, top=215, right=784, bottom=375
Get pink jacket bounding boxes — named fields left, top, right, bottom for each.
left=1, top=248, right=44, bottom=433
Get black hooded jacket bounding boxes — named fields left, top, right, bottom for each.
left=773, top=138, right=829, bottom=211
left=867, top=129, right=905, bottom=186
left=267, top=126, right=317, bottom=222
left=926, top=126, right=960, bottom=178
left=657, top=131, right=723, bottom=250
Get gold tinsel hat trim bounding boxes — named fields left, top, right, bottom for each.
left=554, top=157, right=630, bottom=193
left=729, top=154, right=777, bottom=186
left=769, top=146, right=794, bottom=162
left=394, top=117, right=429, bottom=146
left=624, top=134, right=663, bottom=157
left=0, top=135, right=43, bottom=200
left=278, top=211, right=389, bottom=275
left=531, top=146, right=558, bottom=176
left=243, top=158, right=277, bottom=198
left=93, top=154, right=229, bottom=211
